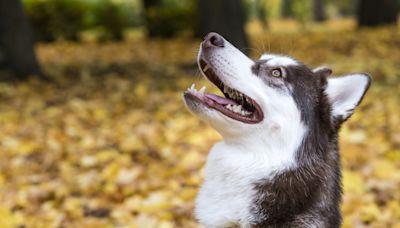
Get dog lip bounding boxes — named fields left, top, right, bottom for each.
left=184, top=91, right=263, bottom=124
left=192, top=58, right=264, bottom=124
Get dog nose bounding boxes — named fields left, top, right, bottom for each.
left=203, top=32, right=224, bottom=48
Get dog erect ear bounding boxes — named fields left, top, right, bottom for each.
left=313, top=66, right=332, bottom=77
left=325, top=74, right=371, bottom=120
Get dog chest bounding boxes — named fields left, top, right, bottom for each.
left=194, top=144, right=272, bottom=227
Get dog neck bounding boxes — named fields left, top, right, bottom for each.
left=196, top=118, right=342, bottom=227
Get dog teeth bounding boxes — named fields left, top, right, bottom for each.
left=242, top=110, right=250, bottom=116
left=233, top=105, right=242, bottom=113
left=187, top=83, right=207, bottom=95
left=199, top=86, right=206, bottom=93
left=224, top=86, right=244, bottom=100
left=187, top=82, right=252, bottom=117
left=230, top=90, right=237, bottom=99
left=225, top=104, right=251, bottom=116
left=203, top=64, right=210, bottom=72
left=188, top=83, right=197, bottom=93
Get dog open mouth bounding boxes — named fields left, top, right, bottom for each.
left=184, top=59, right=264, bottom=124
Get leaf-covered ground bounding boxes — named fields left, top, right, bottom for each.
left=0, top=25, right=399, bottom=227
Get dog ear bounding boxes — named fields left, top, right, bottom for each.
left=313, top=66, right=332, bottom=77
left=325, top=74, right=371, bottom=121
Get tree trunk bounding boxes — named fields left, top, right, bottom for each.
left=358, top=0, right=398, bottom=27
left=281, top=0, right=293, bottom=18
left=0, top=0, right=44, bottom=80
left=197, top=0, right=249, bottom=53
left=143, top=0, right=163, bottom=37
left=313, top=0, right=326, bottom=22
left=255, top=0, right=268, bottom=31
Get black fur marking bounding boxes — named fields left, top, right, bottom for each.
left=251, top=65, right=346, bottom=228
left=252, top=61, right=292, bottom=91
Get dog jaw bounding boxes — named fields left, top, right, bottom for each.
left=184, top=35, right=305, bottom=144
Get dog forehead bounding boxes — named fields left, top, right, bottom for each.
left=260, top=54, right=299, bottom=67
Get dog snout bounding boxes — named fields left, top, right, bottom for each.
left=202, top=32, right=225, bottom=48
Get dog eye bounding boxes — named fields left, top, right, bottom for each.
left=271, top=69, right=282, bottom=77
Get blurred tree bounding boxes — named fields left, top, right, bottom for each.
left=24, top=0, right=87, bottom=42
left=0, top=0, right=44, bottom=79
left=327, top=0, right=358, bottom=16
left=281, top=0, right=293, bottom=18
left=358, top=0, right=398, bottom=27
left=143, top=0, right=162, bottom=37
left=143, top=0, right=197, bottom=38
left=292, top=0, right=312, bottom=26
left=197, top=0, right=248, bottom=53
left=91, top=0, right=129, bottom=40
left=255, top=0, right=268, bottom=31
left=313, top=0, right=327, bottom=22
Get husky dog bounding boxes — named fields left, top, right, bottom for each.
left=183, top=32, right=371, bottom=228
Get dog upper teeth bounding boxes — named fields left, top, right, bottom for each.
left=203, top=64, right=210, bottom=72
left=223, top=85, right=243, bottom=100
left=223, top=85, right=228, bottom=93
left=199, top=86, right=206, bottom=93
left=224, top=87, right=247, bottom=102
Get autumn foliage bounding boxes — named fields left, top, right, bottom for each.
left=0, top=23, right=399, bottom=227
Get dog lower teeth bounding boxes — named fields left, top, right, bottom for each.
left=187, top=83, right=252, bottom=117
left=225, top=104, right=251, bottom=116
left=187, top=83, right=206, bottom=94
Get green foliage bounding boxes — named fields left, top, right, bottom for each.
left=326, top=0, right=356, bottom=16
left=291, top=0, right=312, bottom=25
left=24, top=0, right=87, bottom=42
left=88, top=0, right=130, bottom=40
left=23, top=0, right=140, bottom=42
left=265, top=0, right=282, bottom=19
left=144, top=0, right=197, bottom=38
left=244, top=0, right=281, bottom=21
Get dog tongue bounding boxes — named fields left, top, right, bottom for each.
left=205, top=93, right=237, bottom=105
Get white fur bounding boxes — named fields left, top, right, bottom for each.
left=189, top=39, right=306, bottom=227
left=260, top=54, right=299, bottom=67
left=312, top=66, right=329, bottom=73
left=325, top=74, right=370, bottom=119
left=196, top=124, right=306, bottom=227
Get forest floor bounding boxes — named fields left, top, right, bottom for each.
left=0, top=23, right=399, bottom=227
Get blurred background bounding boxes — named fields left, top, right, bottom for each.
left=0, top=0, right=399, bottom=227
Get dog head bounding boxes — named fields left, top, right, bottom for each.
left=183, top=32, right=371, bottom=144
